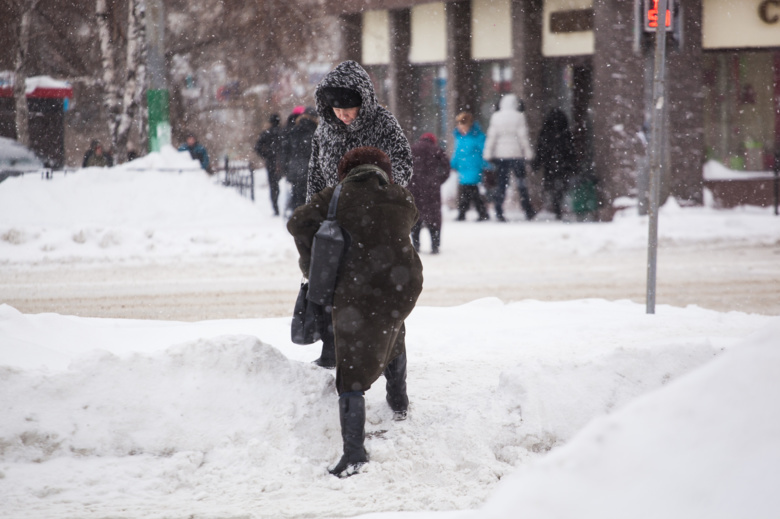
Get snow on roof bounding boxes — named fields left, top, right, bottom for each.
left=703, top=159, right=776, bottom=181
left=0, top=73, right=73, bottom=99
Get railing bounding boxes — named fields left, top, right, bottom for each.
left=218, top=158, right=255, bottom=202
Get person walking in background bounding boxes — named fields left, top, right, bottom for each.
left=305, top=59, right=413, bottom=369
left=532, top=108, right=577, bottom=220
left=451, top=112, right=490, bottom=222
left=483, top=94, right=536, bottom=221
left=84, top=142, right=111, bottom=168
left=82, top=140, right=99, bottom=168
left=409, top=132, right=450, bottom=254
left=178, top=133, right=210, bottom=173
left=285, top=107, right=318, bottom=214
left=254, top=114, right=284, bottom=216
left=287, top=147, right=423, bottom=478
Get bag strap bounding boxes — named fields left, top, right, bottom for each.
left=327, top=183, right=343, bottom=220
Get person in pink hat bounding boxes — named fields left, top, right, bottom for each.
left=408, top=133, right=450, bottom=254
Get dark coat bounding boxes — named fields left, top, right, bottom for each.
left=307, top=61, right=413, bottom=201
left=408, top=136, right=450, bottom=226
left=255, top=124, right=283, bottom=178
left=287, top=169, right=423, bottom=394
left=285, top=115, right=317, bottom=185
left=532, top=109, right=577, bottom=191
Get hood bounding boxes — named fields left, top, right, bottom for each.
left=498, top=94, right=518, bottom=111
left=315, top=61, right=379, bottom=133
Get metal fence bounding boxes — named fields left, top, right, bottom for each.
left=217, top=159, right=255, bottom=202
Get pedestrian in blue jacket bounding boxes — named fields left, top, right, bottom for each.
left=451, top=112, right=489, bottom=221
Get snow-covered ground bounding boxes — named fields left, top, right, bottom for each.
left=1, top=148, right=779, bottom=519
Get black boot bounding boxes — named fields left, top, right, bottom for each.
left=431, top=229, right=441, bottom=255
left=384, top=352, right=409, bottom=421
left=329, top=391, right=368, bottom=478
left=313, top=313, right=336, bottom=369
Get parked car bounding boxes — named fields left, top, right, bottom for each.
left=0, top=136, right=44, bottom=183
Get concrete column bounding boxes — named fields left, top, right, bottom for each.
left=388, top=9, right=414, bottom=140
left=445, top=0, right=477, bottom=150
left=511, top=0, right=545, bottom=143
left=340, top=13, right=362, bottom=63
left=666, top=0, right=704, bottom=204
left=591, top=0, right=645, bottom=220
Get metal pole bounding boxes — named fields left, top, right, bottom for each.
left=646, top=0, right=668, bottom=314
left=146, top=0, right=170, bottom=152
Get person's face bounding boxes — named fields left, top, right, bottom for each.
left=187, top=136, right=196, bottom=147
left=456, top=121, right=471, bottom=135
left=333, top=107, right=360, bottom=125
left=95, top=145, right=104, bottom=156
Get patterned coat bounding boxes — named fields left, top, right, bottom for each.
left=288, top=169, right=423, bottom=394
left=306, top=61, right=413, bottom=201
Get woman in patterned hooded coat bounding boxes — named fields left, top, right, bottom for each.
left=307, top=60, right=413, bottom=201
left=306, top=60, right=414, bottom=370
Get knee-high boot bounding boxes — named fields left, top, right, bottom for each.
left=384, top=351, right=409, bottom=420
left=329, top=391, right=368, bottom=478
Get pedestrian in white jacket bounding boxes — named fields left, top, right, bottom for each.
left=483, top=94, right=536, bottom=221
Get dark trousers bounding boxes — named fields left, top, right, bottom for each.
left=411, top=220, right=441, bottom=253
left=492, top=158, right=535, bottom=219
left=266, top=159, right=280, bottom=215
left=289, top=179, right=307, bottom=213
left=457, top=185, right=489, bottom=220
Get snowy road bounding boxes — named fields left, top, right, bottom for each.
left=2, top=235, right=778, bottom=320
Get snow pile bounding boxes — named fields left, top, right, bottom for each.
left=2, top=156, right=779, bottom=267
left=115, top=144, right=203, bottom=172
left=1, top=300, right=777, bottom=518
left=0, top=151, right=289, bottom=264
left=481, top=319, right=780, bottom=519
left=1, top=156, right=779, bottom=518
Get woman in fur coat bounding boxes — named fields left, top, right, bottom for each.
left=288, top=147, right=423, bottom=478
left=306, top=60, right=414, bottom=369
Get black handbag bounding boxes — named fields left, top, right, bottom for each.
left=291, top=281, right=323, bottom=345
left=306, top=183, right=346, bottom=306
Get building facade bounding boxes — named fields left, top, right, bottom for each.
left=327, top=0, right=780, bottom=218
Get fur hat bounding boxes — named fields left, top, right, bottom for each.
left=337, top=147, right=393, bottom=182
left=320, top=86, right=362, bottom=109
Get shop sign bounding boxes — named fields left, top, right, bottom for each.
left=644, top=0, right=674, bottom=32
left=703, top=0, right=780, bottom=49
left=759, top=0, right=780, bottom=24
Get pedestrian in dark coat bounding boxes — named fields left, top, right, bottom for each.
left=255, top=114, right=283, bottom=216
left=532, top=108, right=578, bottom=220
left=287, top=146, right=423, bottom=478
left=285, top=110, right=318, bottom=213
left=409, top=133, right=450, bottom=253
left=306, top=59, right=414, bottom=369
left=307, top=60, right=413, bottom=202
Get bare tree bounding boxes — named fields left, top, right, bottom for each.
left=96, top=0, right=146, bottom=163
left=12, top=0, right=42, bottom=147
